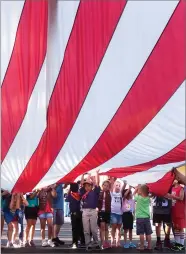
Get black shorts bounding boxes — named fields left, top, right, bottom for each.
left=153, top=213, right=171, bottom=225
left=25, top=207, right=38, bottom=220
left=98, top=211, right=110, bottom=226
left=122, top=212, right=134, bottom=230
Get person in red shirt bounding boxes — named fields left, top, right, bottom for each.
left=166, top=180, right=185, bottom=251
left=37, top=186, right=57, bottom=247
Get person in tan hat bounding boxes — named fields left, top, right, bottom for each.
left=80, top=171, right=100, bottom=250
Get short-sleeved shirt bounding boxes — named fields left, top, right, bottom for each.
left=26, top=194, right=38, bottom=207
left=80, top=186, right=100, bottom=209
left=135, top=194, right=150, bottom=219
left=67, top=193, right=81, bottom=213
left=52, top=184, right=64, bottom=210
left=122, top=198, right=135, bottom=213
left=111, top=192, right=122, bottom=215
left=152, top=196, right=171, bottom=215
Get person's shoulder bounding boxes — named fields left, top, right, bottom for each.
left=94, top=186, right=101, bottom=192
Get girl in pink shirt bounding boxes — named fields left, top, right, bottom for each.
left=122, top=187, right=136, bottom=249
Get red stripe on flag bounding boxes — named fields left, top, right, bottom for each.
left=13, top=0, right=127, bottom=193
left=1, top=0, right=48, bottom=161
left=60, top=1, right=185, bottom=183
left=101, top=140, right=185, bottom=178
left=147, top=171, right=175, bottom=196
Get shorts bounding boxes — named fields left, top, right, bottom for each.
left=110, top=213, right=122, bottom=225
left=53, top=209, right=64, bottom=226
left=25, top=207, right=38, bottom=220
left=39, top=212, right=53, bottom=219
left=122, top=212, right=134, bottom=230
left=136, top=218, right=153, bottom=235
left=153, top=213, right=171, bottom=225
left=4, top=210, right=19, bottom=224
left=98, top=211, right=110, bottom=226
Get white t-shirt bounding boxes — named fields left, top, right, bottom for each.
left=111, top=192, right=122, bottom=215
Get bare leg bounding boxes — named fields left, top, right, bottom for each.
left=29, top=220, right=36, bottom=241
left=124, top=229, right=128, bottom=244
left=47, top=218, right=53, bottom=240
left=100, top=222, right=105, bottom=245
left=146, top=234, right=152, bottom=249
left=7, top=223, right=13, bottom=243
left=12, top=221, right=18, bottom=243
left=40, top=219, right=46, bottom=241
left=105, top=224, right=109, bottom=243
left=24, top=220, right=31, bottom=242
left=53, top=224, right=61, bottom=238
left=129, top=229, right=133, bottom=242
left=116, top=225, right=121, bottom=247
left=111, top=224, right=117, bottom=246
left=139, top=234, right=145, bottom=250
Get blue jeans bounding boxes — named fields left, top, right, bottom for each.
left=110, top=213, right=122, bottom=225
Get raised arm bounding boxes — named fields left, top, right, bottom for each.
left=50, top=184, right=57, bottom=198
left=110, top=177, right=117, bottom=192
left=95, top=169, right=100, bottom=186
left=123, top=186, right=132, bottom=198
left=121, top=180, right=127, bottom=194
left=30, top=189, right=40, bottom=199
left=80, top=173, right=85, bottom=187
left=21, top=194, right=29, bottom=206
left=133, top=185, right=139, bottom=196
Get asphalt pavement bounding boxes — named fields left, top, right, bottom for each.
left=1, top=218, right=184, bottom=253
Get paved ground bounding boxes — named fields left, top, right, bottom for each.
left=1, top=218, right=184, bottom=253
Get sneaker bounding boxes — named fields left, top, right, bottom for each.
left=6, top=242, right=13, bottom=248
left=71, top=243, right=77, bottom=249
left=174, top=243, right=185, bottom=251
left=24, top=241, right=30, bottom=248
left=123, top=243, right=130, bottom=248
left=12, top=242, right=20, bottom=248
left=103, top=242, right=111, bottom=249
left=129, top=242, right=136, bottom=248
left=42, top=240, right=48, bottom=247
left=154, top=241, right=163, bottom=250
left=48, top=239, right=55, bottom=247
left=171, top=245, right=182, bottom=252
left=29, top=240, right=36, bottom=247
left=19, top=240, right=24, bottom=248
left=53, top=237, right=65, bottom=245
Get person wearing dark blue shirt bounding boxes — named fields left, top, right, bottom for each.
left=80, top=172, right=101, bottom=250
left=67, top=183, right=85, bottom=249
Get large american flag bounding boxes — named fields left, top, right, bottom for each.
left=1, top=0, right=185, bottom=193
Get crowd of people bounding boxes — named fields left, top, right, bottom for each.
left=1, top=168, right=185, bottom=251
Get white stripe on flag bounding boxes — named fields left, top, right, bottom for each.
left=121, top=161, right=185, bottom=186
left=34, top=0, right=178, bottom=189
left=99, top=81, right=185, bottom=173
left=1, top=1, right=25, bottom=84
left=1, top=1, right=80, bottom=192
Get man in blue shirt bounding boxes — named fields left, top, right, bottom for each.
left=51, top=184, right=65, bottom=246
